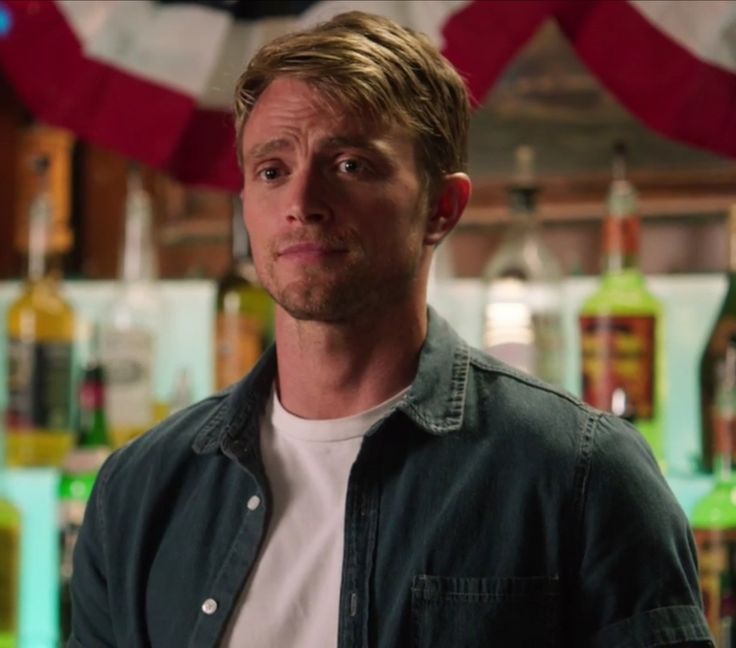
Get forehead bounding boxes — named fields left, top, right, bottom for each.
left=242, top=77, right=406, bottom=153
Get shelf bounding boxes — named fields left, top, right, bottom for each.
left=463, top=167, right=736, bottom=227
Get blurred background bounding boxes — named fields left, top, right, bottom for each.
left=0, top=0, right=735, bottom=646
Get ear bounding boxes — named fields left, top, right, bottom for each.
left=424, top=173, right=471, bottom=246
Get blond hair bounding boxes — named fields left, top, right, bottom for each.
left=233, top=11, right=470, bottom=189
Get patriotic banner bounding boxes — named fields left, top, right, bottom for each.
left=0, top=0, right=733, bottom=190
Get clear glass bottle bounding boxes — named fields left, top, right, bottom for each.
left=99, top=166, right=160, bottom=448
left=481, top=145, right=564, bottom=385
left=579, top=142, right=664, bottom=464
left=692, top=335, right=736, bottom=644
left=214, top=199, right=274, bottom=390
left=5, top=155, right=76, bottom=467
left=700, top=205, right=736, bottom=472
left=0, top=418, right=22, bottom=648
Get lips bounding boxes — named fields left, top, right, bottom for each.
left=277, top=240, right=348, bottom=258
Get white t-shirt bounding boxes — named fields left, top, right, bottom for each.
left=222, top=385, right=409, bottom=648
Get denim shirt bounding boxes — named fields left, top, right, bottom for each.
left=70, top=308, right=713, bottom=647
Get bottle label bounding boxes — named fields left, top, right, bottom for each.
left=0, top=525, right=20, bottom=632
left=580, top=315, right=656, bottom=419
left=100, top=328, right=154, bottom=429
left=694, top=527, right=736, bottom=642
left=215, top=312, right=265, bottom=389
left=6, top=338, right=74, bottom=431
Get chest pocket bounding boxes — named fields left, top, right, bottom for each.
left=411, top=574, right=561, bottom=647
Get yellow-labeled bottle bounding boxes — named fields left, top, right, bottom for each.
left=215, top=199, right=274, bottom=390
left=0, top=491, right=21, bottom=648
left=6, top=156, right=76, bottom=467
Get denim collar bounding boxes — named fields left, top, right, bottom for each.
left=395, top=307, right=469, bottom=436
left=192, top=306, right=470, bottom=455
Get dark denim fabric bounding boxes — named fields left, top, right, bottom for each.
left=70, top=308, right=714, bottom=647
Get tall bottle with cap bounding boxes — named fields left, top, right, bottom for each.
left=215, top=198, right=274, bottom=389
left=481, top=145, right=564, bottom=385
left=5, top=155, right=77, bottom=466
left=579, top=142, right=665, bottom=464
left=700, top=206, right=736, bottom=472
left=99, top=166, right=160, bottom=448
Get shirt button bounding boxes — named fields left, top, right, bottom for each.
left=201, top=598, right=218, bottom=615
left=247, top=495, right=261, bottom=511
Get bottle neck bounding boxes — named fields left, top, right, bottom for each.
left=602, top=175, right=641, bottom=274
left=713, top=444, right=736, bottom=484
left=120, top=200, right=156, bottom=283
left=25, top=252, right=64, bottom=284
left=602, top=214, right=641, bottom=274
left=231, top=211, right=253, bottom=265
left=507, top=186, right=538, bottom=223
left=27, top=189, right=58, bottom=281
left=229, top=209, right=260, bottom=283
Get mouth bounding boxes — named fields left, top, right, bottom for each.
left=277, top=241, right=349, bottom=262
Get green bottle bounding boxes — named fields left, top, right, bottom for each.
left=579, top=142, right=665, bottom=465
left=76, top=362, right=109, bottom=449
left=692, top=335, right=736, bottom=643
left=0, top=419, right=22, bottom=648
left=59, top=361, right=110, bottom=643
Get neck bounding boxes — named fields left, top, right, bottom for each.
left=275, top=298, right=427, bottom=419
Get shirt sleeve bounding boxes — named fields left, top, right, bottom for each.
left=67, top=456, right=116, bottom=648
left=572, top=413, right=714, bottom=647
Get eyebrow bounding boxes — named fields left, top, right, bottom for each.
left=243, top=135, right=389, bottom=163
left=244, top=138, right=293, bottom=162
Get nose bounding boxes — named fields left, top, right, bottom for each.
left=286, top=164, right=332, bottom=225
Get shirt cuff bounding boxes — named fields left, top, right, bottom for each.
left=591, top=605, right=714, bottom=647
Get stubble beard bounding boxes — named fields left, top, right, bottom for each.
left=260, top=250, right=422, bottom=324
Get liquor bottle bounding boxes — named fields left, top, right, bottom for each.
left=579, top=142, right=664, bottom=464
left=692, top=335, right=736, bottom=644
left=700, top=205, right=736, bottom=472
left=75, top=360, right=110, bottom=452
left=481, top=145, right=564, bottom=385
left=5, top=155, right=76, bottom=467
left=0, top=419, right=22, bottom=648
left=215, top=200, right=274, bottom=390
left=59, top=361, right=110, bottom=643
left=99, top=166, right=159, bottom=448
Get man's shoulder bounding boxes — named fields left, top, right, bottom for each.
left=465, top=346, right=656, bottom=467
left=466, top=345, right=593, bottom=420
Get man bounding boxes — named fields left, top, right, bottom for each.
left=70, top=11, right=713, bottom=648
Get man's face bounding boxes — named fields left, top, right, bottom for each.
left=241, top=77, right=432, bottom=323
